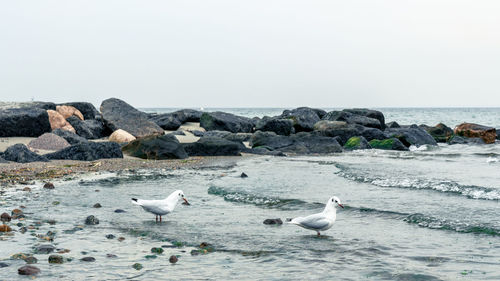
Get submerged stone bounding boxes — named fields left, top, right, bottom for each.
left=132, top=263, right=143, bottom=270
left=18, top=265, right=40, bottom=276
left=263, top=218, right=283, bottom=225
left=85, top=215, right=99, bottom=225
left=169, top=255, right=178, bottom=264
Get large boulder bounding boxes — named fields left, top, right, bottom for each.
left=100, top=98, right=164, bottom=138
left=60, top=102, right=99, bottom=120
left=28, top=133, right=70, bottom=151
left=369, top=138, right=409, bottom=151
left=3, top=144, right=49, bottom=163
left=420, top=123, right=454, bottom=143
left=122, top=134, right=187, bottom=159
left=0, top=108, right=51, bottom=137
left=249, top=131, right=342, bottom=154
left=255, top=117, right=295, bottom=136
left=386, top=121, right=400, bottom=128
left=313, top=120, right=385, bottom=145
left=175, top=109, right=203, bottom=123
left=0, top=101, right=56, bottom=110
left=385, top=125, right=437, bottom=147
left=66, top=116, right=106, bottom=139
left=149, top=113, right=182, bottom=130
left=343, top=136, right=371, bottom=150
left=47, top=110, right=75, bottom=133
left=454, top=123, right=496, bottom=144
left=182, top=137, right=242, bottom=156
left=200, top=112, right=254, bottom=133
left=109, top=129, right=136, bottom=144
left=323, top=111, right=382, bottom=129
left=342, top=108, right=386, bottom=129
left=280, top=107, right=324, bottom=132
left=56, top=105, right=84, bottom=120
left=250, top=131, right=294, bottom=150
left=46, top=142, right=123, bottom=161
left=52, top=129, right=88, bottom=145
left=447, top=135, right=485, bottom=145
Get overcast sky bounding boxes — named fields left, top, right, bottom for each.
left=0, top=1, right=499, bottom=108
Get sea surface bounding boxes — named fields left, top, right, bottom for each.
left=1, top=108, right=499, bottom=280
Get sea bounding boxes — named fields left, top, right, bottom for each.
left=0, top=108, right=499, bottom=280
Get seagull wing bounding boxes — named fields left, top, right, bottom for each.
left=132, top=199, right=170, bottom=215
left=291, top=213, right=331, bottom=230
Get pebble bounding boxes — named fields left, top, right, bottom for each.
left=24, top=256, right=37, bottom=264
left=151, top=247, right=164, bottom=254
left=106, top=254, right=118, bottom=258
left=85, top=215, right=99, bottom=225
left=18, top=265, right=40, bottom=276
left=169, top=255, right=178, bottom=264
left=240, top=172, right=248, bottom=178
left=132, top=263, right=143, bottom=270
left=0, top=224, right=11, bottom=232
left=93, top=203, right=102, bottom=208
left=117, top=237, right=125, bottom=242
left=22, top=187, right=31, bottom=192
left=114, top=209, right=126, bottom=213
left=1, top=212, right=12, bottom=223
left=263, top=218, right=283, bottom=225
left=46, top=219, right=57, bottom=225
left=105, top=234, right=115, bottom=239
left=43, top=182, right=55, bottom=189
left=0, top=262, right=8, bottom=268
left=48, top=255, right=64, bottom=264
left=80, top=257, right=95, bottom=262
left=34, top=244, right=55, bottom=254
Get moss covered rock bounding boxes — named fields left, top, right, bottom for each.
left=343, top=136, right=371, bottom=150
left=369, top=138, right=408, bottom=151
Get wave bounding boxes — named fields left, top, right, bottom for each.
left=334, top=163, right=500, bottom=200
left=78, top=172, right=178, bottom=187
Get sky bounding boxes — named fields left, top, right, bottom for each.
left=0, top=0, right=499, bottom=108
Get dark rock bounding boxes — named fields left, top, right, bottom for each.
left=93, top=203, right=102, bottom=208
left=386, top=121, right=400, bottom=128
left=46, top=141, right=123, bottom=161
left=151, top=247, right=164, bottom=254
left=1, top=212, right=11, bottom=223
left=34, top=244, right=55, bottom=254
left=168, top=131, right=185, bottom=136
left=85, top=215, right=99, bottom=225
left=100, top=98, right=164, bottom=138
left=52, top=129, right=89, bottom=145
left=385, top=125, right=437, bottom=147
left=343, top=108, right=386, bottom=129
left=192, top=130, right=205, bottom=137
left=323, top=111, right=382, bottom=129
left=369, top=138, right=409, bottom=151
left=343, top=136, right=371, bottom=150
left=182, top=137, right=242, bottom=156
left=43, top=183, right=55, bottom=189
left=313, top=120, right=385, bottom=145
left=0, top=155, right=7, bottom=163
left=18, top=265, right=40, bottom=276
left=420, top=123, right=454, bottom=143
left=3, top=144, right=49, bottom=163
left=114, top=209, right=126, bottom=213
left=0, top=262, right=8, bottom=268
left=149, top=113, right=182, bottom=130
left=250, top=131, right=342, bottom=154
left=106, top=254, right=118, bottom=258
left=447, top=135, right=485, bottom=145
left=66, top=117, right=106, bottom=139
left=224, top=132, right=252, bottom=143
left=122, top=134, right=188, bottom=160
left=80, top=257, right=95, bottom=262
left=106, top=234, right=115, bottom=239
left=48, top=255, right=64, bottom=264
left=203, top=130, right=231, bottom=139
left=454, top=123, right=496, bottom=144
left=246, top=147, right=287, bottom=156
left=200, top=112, right=254, bottom=133
left=0, top=108, right=51, bottom=137
left=240, top=172, right=248, bottom=178
left=250, top=131, right=294, bottom=150
left=60, top=102, right=99, bottom=120
left=176, top=109, right=203, bottom=122
left=280, top=107, right=324, bottom=132
left=255, top=116, right=295, bottom=136
left=132, top=263, right=143, bottom=270
left=169, top=255, right=178, bottom=264
left=263, top=218, right=283, bottom=225
left=23, top=256, right=37, bottom=264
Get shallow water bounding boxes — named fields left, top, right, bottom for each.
left=1, top=143, right=499, bottom=280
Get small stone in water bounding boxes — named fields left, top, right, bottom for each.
left=85, top=215, right=99, bottom=225
left=263, top=218, right=283, bottom=225
left=106, top=254, right=117, bottom=258
left=151, top=247, right=164, bottom=254
left=114, top=209, right=126, bottom=213
left=93, top=203, right=102, bottom=208
left=48, top=255, right=64, bottom=264
left=117, top=237, right=125, bottom=242
left=22, top=187, right=31, bottom=192
left=145, top=255, right=157, bottom=259
left=80, top=257, right=95, bottom=262
left=106, top=234, right=115, bottom=239
left=43, top=182, right=55, bottom=189
left=1, top=212, right=12, bottom=223
left=0, top=262, right=8, bottom=268
left=18, top=265, right=40, bottom=276
left=0, top=224, right=12, bottom=232
left=52, top=201, right=60, bottom=205
left=24, top=256, right=38, bottom=264
left=132, top=263, right=143, bottom=270
left=169, top=255, right=178, bottom=264
left=34, top=244, right=55, bottom=254
left=240, top=172, right=248, bottom=178
left=46, top=220, right=57, bottom=225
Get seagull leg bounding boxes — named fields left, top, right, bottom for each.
left=156, top=215, right=158, bottom=223
left=317, top=231, right=320, bottom=237
left=160, top=216, right=162, bottom=222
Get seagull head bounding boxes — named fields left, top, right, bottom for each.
left=327, top=196, right=344, bottom=209
left=176, top=190, right=190, bottom=205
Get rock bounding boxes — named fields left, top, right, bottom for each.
left=203, top=130, right=231, bottom=139
left=0, top=101, right=56, bottom=111
left=47, top=110, right=75, bottom=132
left=385, top=125, right=438, bottom=147
left=66, top=117, right=106, bottom=139
left=369, top=138, right=409, bottom=151
left=1, top=212, right=11, bottom=223
left=169, top=255, right=178, bottom=264
left=168, top=131, right=185, bottom=136
left=24, top=256, right=38, bottom=264
left=182, top=137, right=242, bottom=156
left=48, top=255, right=64, bottom=264
left=46, top=141, right=123, bottom=161
left=343, top=136, right=371, bottom=150
left=114, top=209, right=126, bottom=213
left=312, top=120, right=385, bottom=145
left=342, top=108, right=386, bottom=129
left=3, top=144, right=49, bottom=163
left=200, top=112, right=254, bottom=133
left=192, top=130, right=205, bottom=137
left=43, top=182, right=55, bottom=189
left=80, top=257, right=95, bottom=262
left=0, top=108, right=51, bottom=137
left=59, top=102, right=99, bottom=120
left=106, top=234, right=115, bottom=239
left=250, top=131, right=342, bottom=154
left=255, top=117, right=295, bottom=136
left=420, top=123, right=454, bottom=143
left=246, top=147, right=287, bottom=156
left=52, top=129, right=88, bottom=145
left=386, top=121, right=400, bottom=128
left=100, top=98, right=164, bottom=138
left=0, top=156, right=7, bottom=163
left=280, top=107, right=324, bottom=132
left=240, top=172, right=248, bottom=178
left=250, top=131, right=294, bottom=150
left=151, top=247, right=164, bottom=254
left=85, top=215, right=99, bottom=225
left=454, top=123, right=496, bottom=144
left=18, top=265, right=40, bottom=276
left=28, top=133, right=70, bottom=151
left=323, top=111, right=382, bottom=129
left=117, top=237, right=125, bottom=242
left=93, top=203, right=102, bottom=208
left=122, top=134, right=188, bottom=159
left=0, top=262, right=8, bottom=268
left=149, top=113, right=182, bottom=130
left=109, top=129, right=136, bottom=144
left=263, top=218, right=283, bottom=225
left=0, top=224, right=12, bottom=232
left=56, top=105, right=84, bottom=120
left=132, top=263, right=143, bottom=270
left=447, top=135, right=485, bottom=145
left=34, top=244, right=55, bottom=254
left=11, top=209, right=23, bottom=216
left=106, top=254, right=118, bottom=258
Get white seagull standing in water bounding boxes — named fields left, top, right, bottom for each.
left=131, top=190, right=190, bottom=222
left=288, top=196, right=344, bottom=236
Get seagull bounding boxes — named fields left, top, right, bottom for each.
left=288, top=196, right=344, bottom=236
left=131, top=190, right=190, bottom=222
